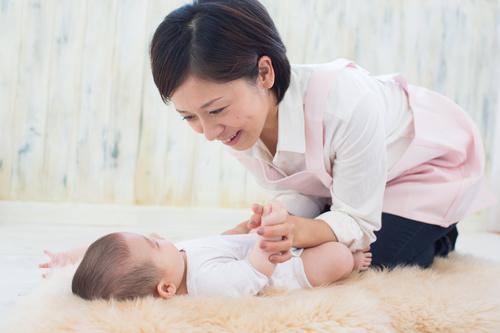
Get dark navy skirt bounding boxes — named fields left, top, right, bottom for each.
left=370, top=212, right=458, bottom=269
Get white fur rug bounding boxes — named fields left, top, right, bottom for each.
left=3, top=254, right=500, bottom=333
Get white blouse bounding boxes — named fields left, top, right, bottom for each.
left=248, top=63, right=413, bottom=251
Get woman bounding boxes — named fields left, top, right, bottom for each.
left=149, top=0, right=491, bottom=268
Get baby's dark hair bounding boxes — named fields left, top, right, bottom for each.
left=150, top=0, right=290, bottom=104
left=72, top=233, right=163, bottom=301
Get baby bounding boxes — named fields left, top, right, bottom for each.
left=41, top=203, right=372, bottom=301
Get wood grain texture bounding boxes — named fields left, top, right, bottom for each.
left=0, top=0, right=498, bottom=211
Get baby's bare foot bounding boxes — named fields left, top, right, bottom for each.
left=353, top=247, right=372, bottom=271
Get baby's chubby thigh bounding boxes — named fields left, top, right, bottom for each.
left=300, top=242, right=354, bottom=287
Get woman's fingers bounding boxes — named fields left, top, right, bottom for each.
left=38, top=262, right=50, bottom=268
left=259, top=237, right=293, bottom=254
left=248, top=213, right=262, bottom=228
left=261, top=209, right=287, bottom=226
left=269, top=251, right=293, bottom=264
left=257, top=223, right=290, bottom=239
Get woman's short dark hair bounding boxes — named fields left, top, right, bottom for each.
left=150, top=0, right=290, bottom=105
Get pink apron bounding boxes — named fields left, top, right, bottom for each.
left=231, top=59, right=494, bottom=227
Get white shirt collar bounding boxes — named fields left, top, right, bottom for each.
left=275, top=68, right=306, bottom=154
left=252, top=67, right=307, bottom=159
left=234, top=66, right=309, bottom=164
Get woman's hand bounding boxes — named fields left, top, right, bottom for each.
left=222, top=201, right=295, bottom=263
left=256, top=201, right=295, bottom=264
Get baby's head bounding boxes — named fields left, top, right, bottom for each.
left=72, top=232, right=184, bottom=301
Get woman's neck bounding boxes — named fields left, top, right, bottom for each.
left=260, top=104, right=279, bottom=156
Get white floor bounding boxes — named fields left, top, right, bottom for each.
left=0, top=201, right=499, bottom=326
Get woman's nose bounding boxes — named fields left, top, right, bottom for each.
left=203, top=122, right=224, bottom=141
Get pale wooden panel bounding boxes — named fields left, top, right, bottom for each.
left=219, top=148, right=253, bottom=207
left=135, top=0, right=184, bottom=205
left=0, top=0, right=498, bottom=213
left=163, top=110, right=198, bottom=206
left=190, top=138, right=222, bottom=207
left=0, top=0, right=24, bottom=199
left=10, top=0, right=54, bottom=199
left=103, top=0, right=148, bottom=203
left=72, top=0, right=117, bottom=202
left=42, top=0, right=87, bottom=201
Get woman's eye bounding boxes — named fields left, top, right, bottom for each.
left=182, top=115, right=195, bottom=121
left=209, top=108, right=225, bottom=115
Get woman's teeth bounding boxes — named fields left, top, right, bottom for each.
left=224, top=132, right=238, bottom=143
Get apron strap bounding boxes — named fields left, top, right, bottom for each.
left=303, top=59, right=357, bottom=186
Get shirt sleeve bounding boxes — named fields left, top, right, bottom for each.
left=317, top=86, right=388, bottom=251
left=191, top=257, right=269, bottom=297
left=272, top=191, right=330, bottom=218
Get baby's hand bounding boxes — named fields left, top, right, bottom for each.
left=38, top=250, right=74, bottom=278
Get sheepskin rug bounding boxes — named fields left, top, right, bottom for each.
left=3, top=254, right=500, bottom=333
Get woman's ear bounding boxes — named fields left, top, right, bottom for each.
left=257, top=55, right=275, bottom=89
left=156, top=279, right=177, bottom=299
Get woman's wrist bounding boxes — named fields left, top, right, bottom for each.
left=289, top=215, right=338, bottom=248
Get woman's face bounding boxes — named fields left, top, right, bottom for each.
left=169, top=56, right=277, bottom=151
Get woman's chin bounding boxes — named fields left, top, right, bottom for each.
left=228, top=133, right=255, bottom=151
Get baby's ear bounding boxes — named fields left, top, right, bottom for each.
left=156, top=280, right=177, bottom=299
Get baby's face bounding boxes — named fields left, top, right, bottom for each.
left=120, top=232, right=184, bottom=285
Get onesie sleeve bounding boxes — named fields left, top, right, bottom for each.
left=190, top=257, right=269, bottom=297
left=316, top=84, right=388, bottom=251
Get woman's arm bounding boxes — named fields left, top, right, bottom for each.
left=255, top=214, right=337, bottom=255
left=289, top=215, right=338, bottom=248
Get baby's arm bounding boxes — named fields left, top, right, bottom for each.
left=39, top=246, right=88, bottom=269
left=38, top=246, right=88, bottom=278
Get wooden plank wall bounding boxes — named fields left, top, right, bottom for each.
left=0, top=0, right=498, bottom=210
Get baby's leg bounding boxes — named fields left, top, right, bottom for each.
left=300, top=242, right=355, bottom=287
left=352, top=248, right=372, bottom=271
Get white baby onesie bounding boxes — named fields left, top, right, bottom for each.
left=174, top=234, right=312, bottom=297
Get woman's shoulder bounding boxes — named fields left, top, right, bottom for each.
left=292, top=60, right=379, bottom=120
left=291, top=60, right=375, bottom=92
